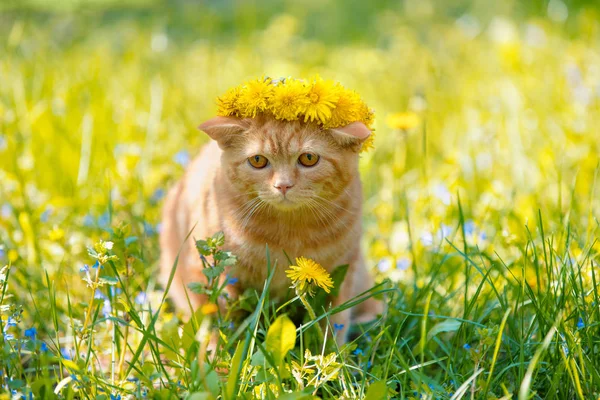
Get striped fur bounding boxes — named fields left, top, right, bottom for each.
left=159, top=116, right=382, bottom=341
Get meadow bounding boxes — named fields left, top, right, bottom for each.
left=1, top=0, right=600, bottom=398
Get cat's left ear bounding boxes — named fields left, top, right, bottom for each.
left=198, top=116, right=249, bottom=148
left=328, top=122, right=371, bottom=151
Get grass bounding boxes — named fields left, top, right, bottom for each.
left=1, top=1, right=600, bottom=398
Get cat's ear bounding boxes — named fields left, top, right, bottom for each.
left=328, top=122, right=371, bottom=151
left=198, top=116, right=249, bottom=148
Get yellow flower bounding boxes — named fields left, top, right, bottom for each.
left=216, top=86, right=242, bottom=116
left=213, top=76, right=376, bottom=152
left=269, top=79, right=310, bottom=120
left=303, top=76, right=339, bottom=124
left=48, top=226, right=64, bottom=241
left=361, top=131, right=376, bottom=152
left=286, top=256, right=334, bottom=294
left=237, top=77, right=274, bottom=118
left=8, top=249, right=18, bottom=263
left=200, top=303, right=218, bottom=315
left=325, top=86, right=362, bottom=128
left=386, top=112, right=419, bottom=130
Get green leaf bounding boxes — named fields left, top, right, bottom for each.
left=216, top=257, right=237, bottom=269
left=364, top=380, right=388, bottom=400
left=195, top=240, right=211, bottom=256
left=202, top=265, right=224, bottom=279
left=7, top=379, right=24, bottom=390
left=426, top=319, right=462, bottom=341
left=277, top=392, right=317, bottom=400
left=225, top=342, right=244, bottom=400
left=211, top=231, right=225, bottom=247
left=205, top=369, right=220, bottom=398
left=99, top=276, right=119, bottom=285
left=329, top=264, right=349, bottom=297
left=187, top=282, right=206, bottom=294
left=265, top=315, right=296, bottom=368
left=186, top=393, right=214, bottom=400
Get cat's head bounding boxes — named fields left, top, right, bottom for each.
left=198, top=115, right=370, bottom=211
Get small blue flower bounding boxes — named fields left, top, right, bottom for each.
left=151, top=188, right=165, bottom=203
left=577, top=317, right=584, bottom=329
left=367, top=360, right=372, bottom=369
left=333, top=323, right=344, bottom=332
left=463, top=220, right=475, bottom=236
left=353, top=348, right=363, bottom=356
left=227, top=277, right=239, bottom=285
left=377, top=258, right=392, bottom=272
left=40, top=208, right=52, bottom=223
left=135, top=292, right=147, bottom=305
left=24, top=327, right=37, bottom=339
left=6, top=316, right=17, bottom=327
left=94, top=289, right=106, bottom=300
left=60, top=348, right=72, bottom=360
left=92, top=260, right=101, bottom=269
left=110, top=394, right=122, bottom=400
left=173, top=150, right=190, bottom=167
left=83, top=214, right=95, bottom=227
left=110, top=287, right=122, bottom=296
left=143, top=221, right=155, bottom=235
left=98, top=211, right=110, bottom=229
left=102, top=299, right=112, bottom=317
left=40, top=342, right=49, bottom=352
left=396, top=258, right=410, bottom=270
left=463, top=343, right=471, bottom=350
left=229, top=321, right=235, bottom=330
left=1, top=203, right=13, bottom=219
left=80, top=264, right=90, bottom=273
left=4, top=333, right=14, bottom=340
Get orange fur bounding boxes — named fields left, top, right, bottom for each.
left=159, top=115, right=382, bottom=341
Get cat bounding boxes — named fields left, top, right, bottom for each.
left=159, top=114, right=383, bottom=341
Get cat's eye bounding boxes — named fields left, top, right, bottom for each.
left=248, top=155, right=269, bottom=169
left=298, top=153, right=319, bottom=167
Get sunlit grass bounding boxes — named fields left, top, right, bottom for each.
left=1, top=2, right=600, bottom=399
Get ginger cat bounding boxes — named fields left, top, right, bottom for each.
left=159, top=114, right=382, bottom=340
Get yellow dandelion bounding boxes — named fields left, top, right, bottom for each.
left=237, top=77, right=274, bottom=118
left=269, top=79, right=310, bottom=121
left=200, top=303, right=218, bottom=315
left=8, top=249, right=18, bottom=263
left=386, top=112, right=419, bottom=130
left=359, top=102, right=375, bottom=129
left=324, top=86, right=362, bottom=128
left=360, top=131, right=376, bottom=153
left=216, top=86, right=242, bottom=116
left=303, top=76, right=339, bottom=124
left=286, top=256, right=334, bottom=293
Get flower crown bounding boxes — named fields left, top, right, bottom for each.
left=215, top=76, right=375, bottom=152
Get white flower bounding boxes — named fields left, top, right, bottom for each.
left=104, top=241, right=114, bottom=250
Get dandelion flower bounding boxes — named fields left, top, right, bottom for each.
left=386, top=112, right=419, bottom=130
left=286, top=256, right=334, bottom=294
left=216, top=86, right=242, bottom=116
left=201, top=303, right=218, bottom=315
left=325, top=87, right=362, bottom=128
left=269, top=79, right=310, bottom=120
left=237, top=77, right=274, bottom=118
left=304, top=76, right=339, bottom=124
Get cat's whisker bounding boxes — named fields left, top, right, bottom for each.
left=313, top=194, right=355, bottom=214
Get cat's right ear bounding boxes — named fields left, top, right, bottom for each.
left=198, top=116, right=249, bottom=148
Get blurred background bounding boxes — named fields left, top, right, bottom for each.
left=1, top=0, right=599, bottom=321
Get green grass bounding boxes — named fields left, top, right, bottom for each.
left=1, top=1, right=600, bottom=399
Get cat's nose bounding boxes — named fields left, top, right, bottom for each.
left=274, top=182, right=294, bottom=195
